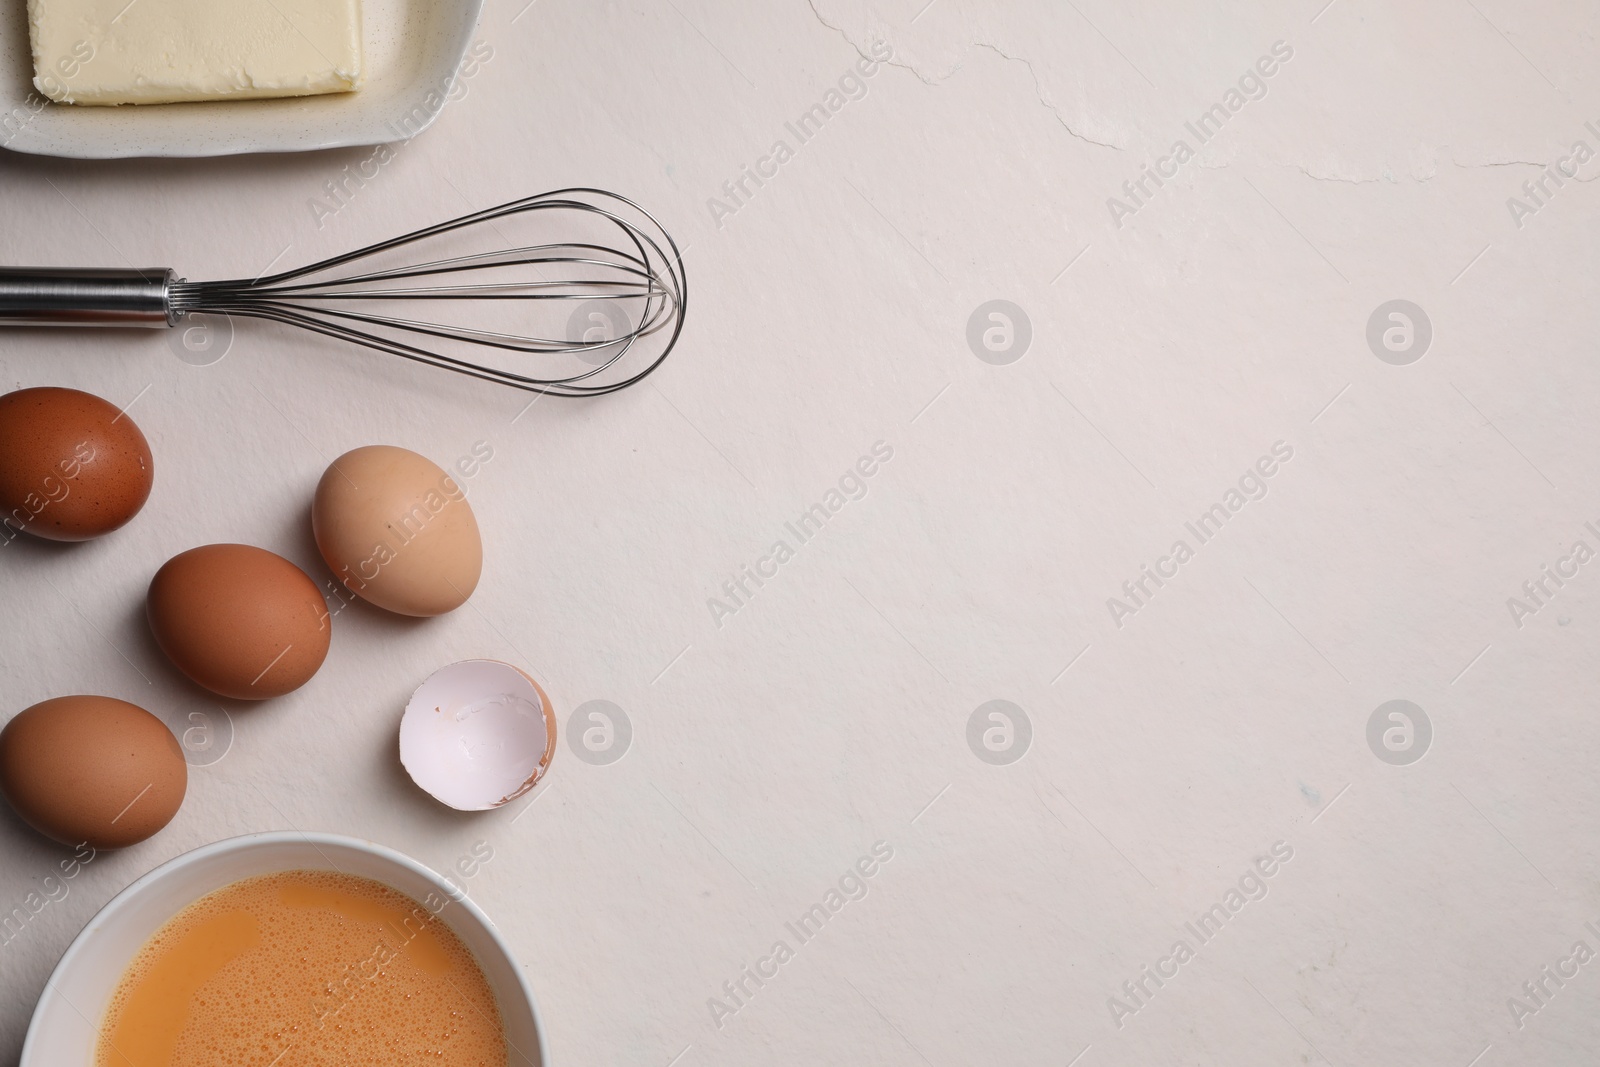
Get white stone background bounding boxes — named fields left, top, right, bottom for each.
left=3, top=0, right=1600, bottom=1064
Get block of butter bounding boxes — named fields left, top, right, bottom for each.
left=28, top=0, right=363, bottom=105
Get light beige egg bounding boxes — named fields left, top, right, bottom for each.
left=312, top=445, right=482, bottom=617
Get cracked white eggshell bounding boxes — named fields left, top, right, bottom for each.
left=399, top=660, right=557, bottom=811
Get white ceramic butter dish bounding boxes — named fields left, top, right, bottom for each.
left=0, top=0, right=484, bottom=158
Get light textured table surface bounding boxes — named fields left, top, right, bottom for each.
left=4, top=2, right=1600, bottom=1064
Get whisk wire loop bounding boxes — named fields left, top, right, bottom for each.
left=164, top=188, right=686, bottom=396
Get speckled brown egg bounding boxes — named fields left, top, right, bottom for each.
left=0, top=695, right=186, bottom=849
left=0, top=386, right=154, bottom=541
left=148, top=544, right=331, bottom=700
left=313, top=445, right=483, bottom=617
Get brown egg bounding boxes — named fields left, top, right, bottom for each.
left=312, top=445, right=483, bottom=617
left=0, top=696, right=186, bottom=849
left=148, top=544, right=331, bottom=700
left=0, top=386, right=154, bottom=542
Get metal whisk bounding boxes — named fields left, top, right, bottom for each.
left=0, top=188, right=686, bottom=396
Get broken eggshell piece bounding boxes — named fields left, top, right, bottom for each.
left=400, top=660, right=557, bottom=811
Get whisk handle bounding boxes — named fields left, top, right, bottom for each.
left=0, top=268, right=175, bottom=327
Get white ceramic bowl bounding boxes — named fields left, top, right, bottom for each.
left=19, top=831, right=548, bottom=1067
left=0, top=0, right=483, bottom=157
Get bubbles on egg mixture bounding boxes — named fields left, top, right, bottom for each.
left=96, top=870, right=507, bottom=1067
